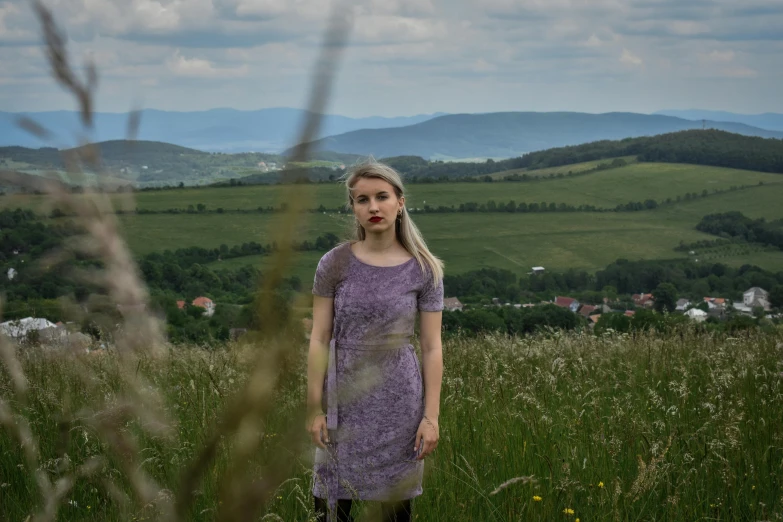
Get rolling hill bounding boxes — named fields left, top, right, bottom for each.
left=0, top=108, right=444, bottom=152
left=291, top=112, right=783, bottom=159
left=655, top=110, right=783, bottom=132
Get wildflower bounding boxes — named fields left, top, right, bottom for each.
left=563, top=508, right=575, bottom=515
left=752, top=485, right=756, bottom=491
left=533, top=495, right=542, bottom=502
left=576, top=519, right=580, bottom=522
left=598, top=481, right=604, bottom=488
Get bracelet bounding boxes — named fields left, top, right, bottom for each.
left=423, top=415, right=437, bottom=430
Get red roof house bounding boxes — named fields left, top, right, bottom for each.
left=191, top=297, right=216, bottom=316
left=554, top=296, right=580, bottom=313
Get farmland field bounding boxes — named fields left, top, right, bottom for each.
left=127, top=163, right=783, bottom=211
left=88, top=179, right=783, bottom=276
left=487, top=155, right=639, bottom=179
left=8, top=161, right=783, bottom=276
left=5, top=162, right=781, bottom=214
left=119, top=210, right=722, bottom=276
left=1, top=330, right=780, bottom=521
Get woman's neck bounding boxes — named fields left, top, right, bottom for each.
left=359, top=234, right=398, bottom=254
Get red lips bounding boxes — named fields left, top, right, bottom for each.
left=369, top=217, right=383, bottom=223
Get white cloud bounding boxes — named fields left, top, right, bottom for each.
left=703, top=50, right=736, bottom=62
left=1, top=0, right=782, bottom=115
left=585, top=34, right=603, bottom=47
left=167, top=49, right=249, bottom=77
left=721, top=66, right=758, bottom=78
left=620, top=48, right=643, bottom=66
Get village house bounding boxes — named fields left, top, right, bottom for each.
left=675, top=298, right=691, bottom=311
left=443, top=297, right=464, bottom=312
left=632, top=293, right=655, bottom=309
left=733, top=287, right=771, bottom=314
left=1, top=317, right=57, bottom=338
left=703, top=297, right=726, bottom=310
left=685, top=308, right=707, bottom=322
left=578, top=304, right=597, bottom=318
left=554, top=296, right=580, bottom=313
left=191, top=296, right=216, bottom=317
left=529, top=266, right=545, bottom=275
left=743, top=287, right=770, bottom=311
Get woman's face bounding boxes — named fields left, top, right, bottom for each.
left=351, top=177, right=405, bottom=235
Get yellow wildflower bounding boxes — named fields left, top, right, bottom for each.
left=563, top=508, right=575, bottom=515
left=533, top=495, right=542, bottom=502
left=598, top=481, right=604, bottom=488
left=576, top=519, right=580, bottom=522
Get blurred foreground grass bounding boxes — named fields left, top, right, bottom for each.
left=2, top=329, right=782, bottom=521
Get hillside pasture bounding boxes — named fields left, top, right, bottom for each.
left=131, top=163, right=782, bottom=212
left=6, top=162, right=782, bottom=215
left=486, top=156, right=639, bottom=179
left=663, top=181, right=783, bottom=221
left=115, top=211, right=717, bottom=277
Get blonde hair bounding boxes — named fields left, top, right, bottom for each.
left=341, top=160, right=444, bottom=286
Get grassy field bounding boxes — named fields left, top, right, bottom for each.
left=117, top=210, right=717, bottom=278
left=1, top=330, right=781, bottom=521
left=114, top=180, right=783, bottom=276
left=127, top=163, right=783, bottom=212
left=7, top=162, right=781, bottom=214
left=8, top=162, right=783, bottom=276
left=487, top=156, right=639, bottom=179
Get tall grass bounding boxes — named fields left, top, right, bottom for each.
left=2, top=329, right=781, bottom=520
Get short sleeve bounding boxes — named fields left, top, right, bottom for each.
left=418, top=274, right=444, bottom=312
left=312, top=251, right=338, bottom=297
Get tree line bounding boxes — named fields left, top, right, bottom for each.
left=696, top=211, right=783, bottom=251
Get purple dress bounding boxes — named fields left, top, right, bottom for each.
left=311, top=242, right=444, bottom=511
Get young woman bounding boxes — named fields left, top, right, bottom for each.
left=307, top=161, right=444, bottom=522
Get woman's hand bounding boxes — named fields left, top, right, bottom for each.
left=414, top=416, right=439, bottom=460
left=307, top=412, right=329, bottom=449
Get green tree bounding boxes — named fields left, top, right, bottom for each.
left=594, top=312, right=631, bottom=335
left=653, top=282, right=678, bottom=313
left=770, top=285, right=783, bottom=310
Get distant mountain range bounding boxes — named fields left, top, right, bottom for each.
left=0, top=108, right=446, bottom=152
left=4, top=108, right=783, bottom=160
left=655, top=110, right=783, bottom=132
left=291, top=112, right=783, bottom=159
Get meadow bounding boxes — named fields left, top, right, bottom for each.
left=5, top=162, right=781, bottom=214
left=2, top=329, right=781, bottom=521
left=132, top=163, right=783, bottom=212
left=119, top=185, right=783, bottom=279
left=6, top=161, right=783, bottom=278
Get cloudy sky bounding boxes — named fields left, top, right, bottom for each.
left=1, top=0, right=782, bottom=117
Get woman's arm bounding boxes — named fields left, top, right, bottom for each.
left=307, top=295, right=334, bottom=446
left=415, top=310, right=443, bottom=459
left=419, top=310, right=443, bottom=420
